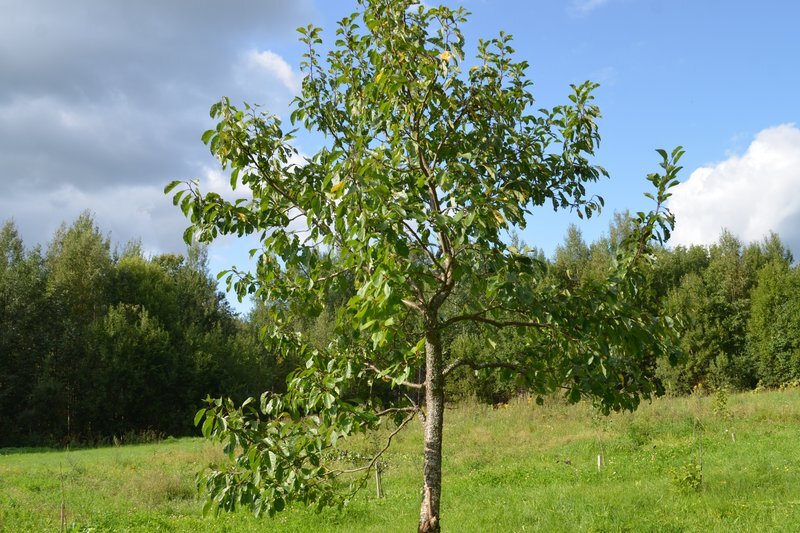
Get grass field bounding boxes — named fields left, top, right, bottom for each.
left=2, top=388, right=800, bottom=532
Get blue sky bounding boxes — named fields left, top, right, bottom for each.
left=2, top=0, right=799, bottom=314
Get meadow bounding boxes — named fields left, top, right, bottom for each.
left=2, top=388, right=800, bottom=532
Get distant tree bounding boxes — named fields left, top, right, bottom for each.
left=102, top=243, right=260, bottom=437
left=46, top=212, right=112, bottom=322
left=748, top=258, right=800, bottom=386
left=705, top=231, right=759, bottom=387
left=0, top=221, right=51, bottom=445
left=113, top=253, right=179, bottom=329
left=169, top=1, right=681, bottom=529
left=90, top=303, right=176, bottom=435
left=121, top=246, right=246, bottom=432
left=227, top=301, right=304, bottom=398
left=553, top=224, right=591, bottom=285
left=41, top=212, right=113, bottom=441
left=0, top=220, right=24, bottom=270
left=659, top=231, right=759, bottom=393
left=651, top=243, right=710, bottom=299
left=743, top=231, right=794, bottom=274
left=582, top=211, right=636, bottom=283
left=658, top=272, right=709, bottom=393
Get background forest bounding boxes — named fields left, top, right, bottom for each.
left=1, top=211, right=798, bottom=447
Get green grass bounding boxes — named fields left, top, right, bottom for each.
left=2, top=388, right=800, bottom=531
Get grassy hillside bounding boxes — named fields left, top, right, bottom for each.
left=2, top=388, right=800, bottom=532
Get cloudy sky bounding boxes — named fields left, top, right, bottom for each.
left=2, top=0, right=799, bottom=312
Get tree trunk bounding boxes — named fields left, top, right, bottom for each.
left=419, top=327, right=444, bottom=532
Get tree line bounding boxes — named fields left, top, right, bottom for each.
left=548, top=218, right=799, bottom=395
left=1, top=212, right=797, bottom=447
left=434, top=217, right=798, bottom=404
left=0, top=213, right=299, bottom=447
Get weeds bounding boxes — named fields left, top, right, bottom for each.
left=712, top=387, right=736, bottom=442
left=684, top=384, right=707, bottom=491
left=625, top=420, right=652, bottom=449
left=670, top=460, right=703, bottom=493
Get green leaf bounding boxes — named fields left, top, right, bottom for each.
left=180, top=195, right=192, bottom=217
left=273, top=496, right=285, bottom=512
left=395, top=238, right=409, bottom=258
left=201, top=414, right=215, bottom=438
left=172, top=190, right=184, bottom=206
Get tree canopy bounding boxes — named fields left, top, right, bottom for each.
left=168, top=1, right=683, bottom=529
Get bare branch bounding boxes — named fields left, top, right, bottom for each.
left=314, top=268, right=350, bottom=283
left=441, top=312, right=553, bottom=330
left=443, top=358, right=524, bottom=377
left=375, top=406, right=419, bottom=417
left=331, top=410, right=418, bottom=476
left=404, top=393, right=426, bottom=425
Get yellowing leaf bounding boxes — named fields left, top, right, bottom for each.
left=330, top=180, right=346, bottom=195
left=375, top=70, right=384, bottom=83
left=493, top=210, right=505, bottom=225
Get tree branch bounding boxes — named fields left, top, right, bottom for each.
left=365, top=363, right=425, bottom=390
left=443, top=358, right=524, bottom=378
left=402, top=298, right=425, bottom=314
left=400, top=219, right=446, bottom=276
left=374, top=406, right=419, bottom=417
left=441, top=312, right=553, bottom=330
left=330, top=410, right=418, bottom=476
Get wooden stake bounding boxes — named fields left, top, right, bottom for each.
left=375, top=466, right=383, bottom=499
left=60, top=477, right=66, bottom=532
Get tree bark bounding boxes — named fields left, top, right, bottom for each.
left=418, top=327, right=444, bottom=533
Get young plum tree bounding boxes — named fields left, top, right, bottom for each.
left=167, top=1, right=682, bottom=530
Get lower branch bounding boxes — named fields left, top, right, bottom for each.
left=443, top=358, right=524, bottom=378
left=442, top=313, right=553, bottom=329
left=330, top=410, right=418, bottom=477
left=365, top=363, right=425, bottom=390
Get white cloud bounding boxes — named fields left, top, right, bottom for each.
left=570, top=0, right=610, bottom=15
left=202, top=166, right=239, bottom=197
left=0, top=183, right=188, bottom=254
left=242, top=50, right=302, bottom=94
left=669, top=124, right=800, bottom=253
